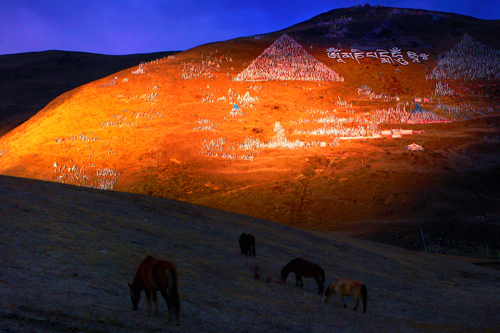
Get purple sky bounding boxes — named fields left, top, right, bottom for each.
left=1, top=1, right=498, bottom=55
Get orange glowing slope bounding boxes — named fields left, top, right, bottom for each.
left=1, top=6, right=499, bottom=233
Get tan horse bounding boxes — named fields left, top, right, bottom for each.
left=323, top=278, right=367, bottom=313
left=128, top=255, right=181, bottom=325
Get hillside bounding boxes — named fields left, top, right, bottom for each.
left=0, top=5, right=500, bottom=255
left=1, top=174, right=499, bottom=332
left=0, top=50, right=179, bottom=137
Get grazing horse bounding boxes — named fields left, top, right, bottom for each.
left=280, top=258, right=325, bottom=294
left=239, top=233, right=256, bottom=257
left=323, top=278, right=367, bottom=313
left=128, top=255, right=181, bottom=325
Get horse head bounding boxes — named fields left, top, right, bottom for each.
left=128, top=282, right=140, bottom=311
left=280, top=268, right=288, bottom=282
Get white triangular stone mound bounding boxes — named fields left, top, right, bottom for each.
left=234, top=34, right=343, bottom=82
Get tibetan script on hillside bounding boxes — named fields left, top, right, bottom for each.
left=326, top=47, right=428, bottom=65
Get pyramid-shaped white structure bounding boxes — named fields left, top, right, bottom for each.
left=234, top=34, right=343, bottom=82
left=407, top=104, right=450, bottom=124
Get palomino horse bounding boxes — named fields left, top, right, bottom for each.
left=239, top=233, right=256, bottom=257
left=323, top=278, right=367, bottom=313
left=128, top=255, right=181, bottom=325
left=280, top=258, right=325, bottom=294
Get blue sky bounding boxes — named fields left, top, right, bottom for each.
left=1, top=0, right=498, bottom=55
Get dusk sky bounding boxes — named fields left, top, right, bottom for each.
left=1, top=0, right=499, bottom=55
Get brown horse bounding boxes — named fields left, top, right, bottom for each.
left=128, top=255, right=181, bottom=325
left=323, top=278, right=367, bottom=313
left=280, top=258, right=325, bottom=294
left=239, top=233, right=255, bottom=257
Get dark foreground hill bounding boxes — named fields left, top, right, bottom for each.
left=0, top=50, right=178, bottom=137
left=1, top=175, right=499, bottom=332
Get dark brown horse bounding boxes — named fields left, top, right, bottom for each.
left=280, top=258, right=325, bottom=294
left=128, top=255, right=181, bottom=325
left=239, top=233, right=255, bottom=257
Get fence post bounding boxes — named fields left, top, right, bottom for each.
left=419, top=224, right=427, bottom=253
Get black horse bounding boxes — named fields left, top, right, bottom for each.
left=239, top=233, right=255, bottom=257
left=280, top=258, right=325, bottom=294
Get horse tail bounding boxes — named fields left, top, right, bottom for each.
left=244, top=234, right=255, bottom=257
left=165, top=264, right=181, bottom=325
left=361, top=284, right=367, bottom=313
left=167, top=266, right=180, bottom=307
left=321, top=269, right=325, bottom=284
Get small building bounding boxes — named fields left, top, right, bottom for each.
left=391, top=129, right=402, bottom=138
left=406, top=143, right=424, bottom=151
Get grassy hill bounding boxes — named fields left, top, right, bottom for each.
left=0, top=50, right=179, bottom=137
left=1, top=174, right=499, bottom=332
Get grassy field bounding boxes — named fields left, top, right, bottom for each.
left=1, top=174, right=499, bottom=332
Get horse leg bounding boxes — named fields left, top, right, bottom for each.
left=145, top=289, right=153, bottom=316
left=152, top=291, right=160, bottom=316
left=314, top=276, right=324, bottom=295
left=161, top=291, right=172, bottom=323
left=353, top=293, right=360, bottom=311
left=341, top=296, right=347, bottom=309
left=295, top=273, right=302, bottom=287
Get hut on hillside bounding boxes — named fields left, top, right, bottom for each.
left=406, top=143, right=424, bottom=151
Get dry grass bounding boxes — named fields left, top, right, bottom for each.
left=1, top=174, right=499, bottom=332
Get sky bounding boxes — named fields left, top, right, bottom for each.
left=1, top=0, right=499, bottom=55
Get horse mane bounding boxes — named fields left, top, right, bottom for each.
left=131, top=256, right=156, bottom=286
left=289, top=258, right=302, bottom=268
left=131, top=267, right=142, bottom=287
left=324, top=277, right=340, bottom=296
left=283, top=258, right=302, bottom=273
